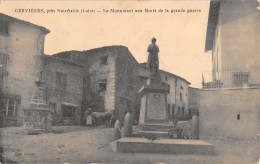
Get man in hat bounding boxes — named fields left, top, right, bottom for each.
left=147, top=37, right=160, bottom=76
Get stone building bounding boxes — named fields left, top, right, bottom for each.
left=138, top=63, right=191, bottom=120
left=40, top=55, right=85, bottom=125
left=52, top=46, right=140, bottom=123
left=0, top=13, right=50, bottom=126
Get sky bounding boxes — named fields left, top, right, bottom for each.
left=0, top=0, right=212, bottom=88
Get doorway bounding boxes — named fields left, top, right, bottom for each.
left=62, top=105, right=75, bottom=118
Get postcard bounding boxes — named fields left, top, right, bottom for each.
left=0, top=0, right=259, bottom=163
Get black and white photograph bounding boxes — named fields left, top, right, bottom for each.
left=0, top=0, right=260, bottom=163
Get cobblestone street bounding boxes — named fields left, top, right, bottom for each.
left=0, top=126, right=258, bottom=164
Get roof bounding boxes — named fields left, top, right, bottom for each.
left=188, top=86, right=199, bottom=90
left=42, top=54, right=84, bottom=67
left=0, top=13, right=50, bottom=34
left=52, top=45, right=139, bottom=65
left=159, top=70, right=191, bottom=85
left=82, top=45, right=129, bottom=54
left=51, top=50, right=82, bottom=60
left=205, top=1, right=220, bottom=52
left=53, top=46, right=128, bottom=57
left=139, top=63, right=191, bottom=85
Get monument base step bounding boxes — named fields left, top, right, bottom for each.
left=110, top=137, right=214, bottom=155
left=137, top=130, right=170, bottom=139
left=140, top=123, right=173, bottom=131
left=28, top=128, right=49, bottom=135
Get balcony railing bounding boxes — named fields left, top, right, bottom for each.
left=202, top=69, right=260, bottom=89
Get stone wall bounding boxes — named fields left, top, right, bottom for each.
left=1, top=22, right=47, bottom=109
left=41, top=56, right=84, bottom=125
left=200, top=88, right=260, bottom=141
left=86, top=50, right=116, bottom=112
left=115, top=48, right=139, bottom=123
left=78, top=46, right=139, bottom=123
left=0, top=18, right=48, bottom=126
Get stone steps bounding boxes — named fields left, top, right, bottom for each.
left=140, top=123, right=173, bottom=131
left=61, top=117, right=75, bottom=126
left=137, top=130, right=170, bottom=139
left=110, top=137, right=214, bottom=155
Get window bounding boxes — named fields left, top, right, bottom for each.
left=182, top=107, right=185, bottom=118
left=172, top=105, right=175, bottom=115
left=180, top=93, right=182, bottom=101
left=62, top=105, right=75, bottom=118
left=237, top=114, right=240, bottom=120
left=232, top=72, right=249, bottom=86
left=56, top=72, right=66, bottom=91
left=165, top=76, right=168, bottom=81
left=0, top=53, right=8, bottom=76
left=100, top=56, right=108, bottom=66
left=49, top=102, right=56, bottom=116
left=168, top=104, right=170, bottom=114
left=180, top=85, right=183, bottom=90
left=98, top=79, right=107, bottom=92
left=3, top=98, right=17, bottom=117
left=0, top=20, right=9, bottom=35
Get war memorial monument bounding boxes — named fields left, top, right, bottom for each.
left=110, top=38, right=214, bottom=154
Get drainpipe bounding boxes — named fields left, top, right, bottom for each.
left=0, top=67, right=3, bottom=110
left=175, top=78, right=177, bottom=116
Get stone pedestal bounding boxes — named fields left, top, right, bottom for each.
left=23, top=81, right=53, bottom=134
left=138, top=76, right=171, bottom=129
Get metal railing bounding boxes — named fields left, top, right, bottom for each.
left=202, top=68, right=260, bottom=89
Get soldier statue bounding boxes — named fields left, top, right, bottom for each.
left=147, top=37, right=160, bottom=76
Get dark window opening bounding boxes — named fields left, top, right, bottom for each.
left=99, top=79, right=107, bottom=92
left=56, top=72, right=66, bottom=91
left=3, top=98, right=17, bottom=117
left=172, top=105, right=175, bottom=115
left=180, top=93, right=182, bottom=101
left=168, top=104, right=170, bottom=114
left=180, top=85, right=183, bottom=89
left=0, top=20, right=9, bottom=35
left=0, top=53, right=8, bottom=76
left=100, top=56, right=108, bottom=66
left=7, top=99, right=14, bottom=117
left=49, top=102, right=56, bottom=116
left=62, top=105, right=75, bottom=118
left=182, top=107, right=184, bottom=118
left=165, top=76, right=168, bottom=81
left=237, top=114, right=240, bottom=120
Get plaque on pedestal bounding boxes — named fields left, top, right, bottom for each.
left=138, top=77, right=170, bottom=125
